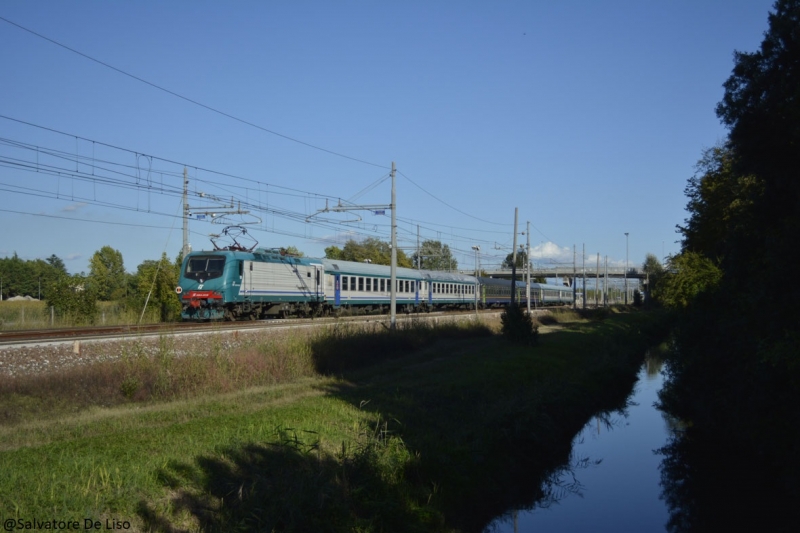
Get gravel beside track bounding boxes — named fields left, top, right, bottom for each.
left=0, top=310, right=510, bottom=377
left=0, top=330, right=264, bottom=378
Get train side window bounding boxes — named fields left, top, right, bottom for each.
left=366, top=278, right=371, bottom=291
left=342, top=277, right=348, bottom=291
left=358, top=277, right=364, bottom=291
left=239, top=261, right=243, bottom=277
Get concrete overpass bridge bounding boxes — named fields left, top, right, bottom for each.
left=459, top=267, right=646, bottom=286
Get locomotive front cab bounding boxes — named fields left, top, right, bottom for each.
left=178, top=253, right=230, bottom=320
left=184, top=254, right=227, bottom=282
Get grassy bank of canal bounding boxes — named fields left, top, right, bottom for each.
left=0, top=309, right=668, bottom=532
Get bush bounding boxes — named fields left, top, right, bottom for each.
left=45, top=275, right=98, bottom=325
left=500, top=305, right=539, bottom=345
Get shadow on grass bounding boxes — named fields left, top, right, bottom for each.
left=304, top=318, right=653, bottom=531
left=138, top=426, right=440, bottom=533
left=140, top=314, right=663, bottom=532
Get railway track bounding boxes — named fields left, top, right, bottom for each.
left=0, top=309, right=507, bottom=347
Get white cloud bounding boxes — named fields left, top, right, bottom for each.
left=319, top=231, right=360, bottom=245
left=65, top=253, right=82, bottom=261
left=61, top=203, right=88, bottom=213
left=529, top=242, right=573, bottom=262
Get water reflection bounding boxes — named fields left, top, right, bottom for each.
left=485, top=353, right=669, bottom=533
left=658, top=394, right=798, bottom=531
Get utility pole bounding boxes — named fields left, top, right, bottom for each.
left=307, top=162, right=398, bottom=329
left=416, top=225, right=421, bottom=269
left=182, top=166, right=250, bottom=255
left=182, top=167, right=189, bottom=258
left=510, top=208, right=519, bottom=306
left=390, top=162, right=397, bottom=329
left=472, top=245, right=480, bottom=316
left=604, top=255, right=608, bottom=307
left=624, top=232, right=629, bottom=305
left=582, top=243, right=586, bottom=310
left=526, top=221, right=531, bottom=313
left=595, top=253, right=600, bottom=307
left=572, top=245, right=577, bottom=310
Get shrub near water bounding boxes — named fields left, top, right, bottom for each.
left=500, top=305, right=539, bottom=345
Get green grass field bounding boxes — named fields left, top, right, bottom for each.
left=0, top=309, right=666, bottom=532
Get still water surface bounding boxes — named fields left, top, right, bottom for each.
left=485, top=360, right=669, bottom=533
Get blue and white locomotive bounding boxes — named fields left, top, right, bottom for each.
left=176, top=245, right=573, bottom=321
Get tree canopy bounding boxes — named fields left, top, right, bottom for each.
left=411, top=240, right=457, bottom=271
left=502, top=249, right=528, bottom=269
left=88, top=246, right=126, bottom=301
left=0, top=253, right=68, bottom=300
left=656, top=3, right=800, bottom=522
left=324, top=238, right=412, bottom=267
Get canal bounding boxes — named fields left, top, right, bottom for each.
left=485, top=354, right=670, bottom=532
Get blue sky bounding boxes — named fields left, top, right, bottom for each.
left=0, top=1, right=775, bottom=275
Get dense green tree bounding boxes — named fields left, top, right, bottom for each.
left=641, top=253, right=666, bottom=301
left=282, top=246, right=304, bottom=257
left=502, top=249, right=528, bottom=269
left=46, top=274, right=98, bottom=324
left=88, top=246, right=127, bottom=301
left=46, top=254, right=67, bottom=275
left=717, top=0, right=800, bottom=209
left=335, top=238, right=412, bottom=267
left=132, top=253, right=181, bottom=322
left=0, top=253, right=68, bottom=300
left=411, top=240, right=457, bottom=271
left=677, top=144, right=763, bottom=263
left=656, top=4, right=800, bottom=526
left=324, top=246, right=343, bottom=260
left=654, top=252, right=722, bottom=310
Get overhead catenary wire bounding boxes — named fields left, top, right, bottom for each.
left=0, top=17, right=389, bottom=170
left=1, top=116, right=570, bottom=267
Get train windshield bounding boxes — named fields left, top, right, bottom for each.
left=184, top=255, right=226, bottom=281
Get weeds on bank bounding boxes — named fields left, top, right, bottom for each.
left=309, top=318, right=493, bottom=374
left=0, top=320, right=493, bottom=425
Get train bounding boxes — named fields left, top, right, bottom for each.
left=176, top=246, right=574, bottom=321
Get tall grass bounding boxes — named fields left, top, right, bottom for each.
left=0, top=319, right=492, bottom=425
left=0, top=300, right=163, bottom=330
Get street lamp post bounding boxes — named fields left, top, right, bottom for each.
left=624, top=232, right=629, bottom=305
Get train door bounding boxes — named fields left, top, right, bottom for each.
left=313, top=264, right=323, bottom=301
left=334, top=273, right=341, bottom=307
left=242, top=260, right=253, bottom=296
left=415, top=281, right=420, bottom=305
